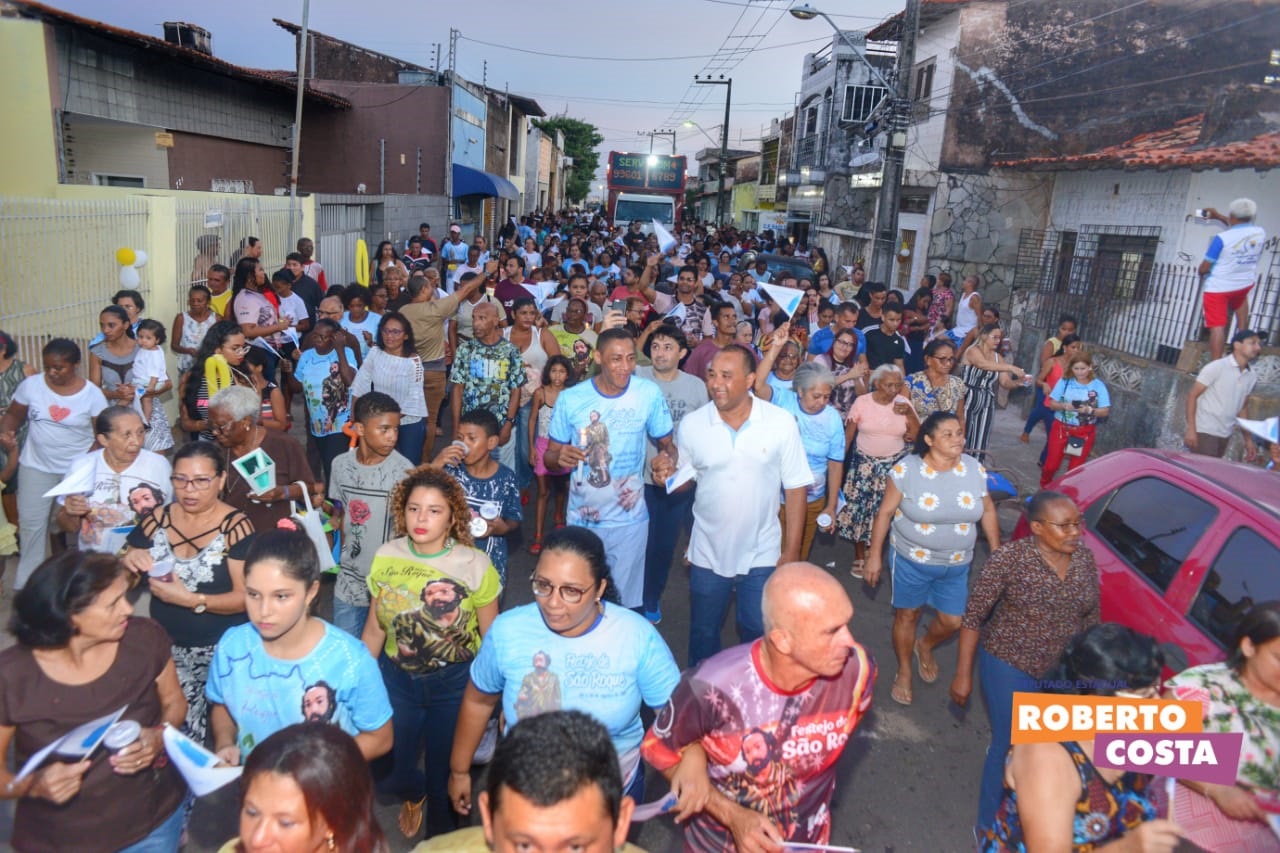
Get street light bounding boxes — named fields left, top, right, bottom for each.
left=682, top=120, right=721, bottom=147
left=789, top=1, right=914, bottom=286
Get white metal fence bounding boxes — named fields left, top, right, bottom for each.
left=175, top=196, right=299, bottom=304
left=0, top=195, right=150, bottom=364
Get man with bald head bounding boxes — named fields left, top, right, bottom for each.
left=642, top=563, right=876, bottom=852
left=652, top=345, right=811, bottom=667
left=449, top=298, right=523, bottom=458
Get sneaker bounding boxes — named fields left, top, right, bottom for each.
left=644, top=607, right=662, bottom=625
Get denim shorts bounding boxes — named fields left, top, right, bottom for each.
left=889, top=548, right=970, bottom=615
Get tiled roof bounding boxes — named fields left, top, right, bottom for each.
left=5, top=1, right=351, bottom=109
left=995, top=115, right=1280, bottom=172
left=867, top=0, right=970, bottom=42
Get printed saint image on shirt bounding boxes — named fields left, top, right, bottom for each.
left=514, top=650, right=562, bottom=718
left=301, top=680, right=337, bottom=723
left=320, top=362, right=347, bottom=431
left=583, top=411, right=612, bottom=487
left=385, top=577, right=477, bottom=670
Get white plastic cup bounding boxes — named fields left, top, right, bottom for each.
left=148, top=560, right=175, bottom=583
left=469, top=516, right=488, bottom=538
left=103, top=720, right=142, bottom=755
left=816, top=513, right=834, bottom=529
left=479, top=501, right=500, bottom=521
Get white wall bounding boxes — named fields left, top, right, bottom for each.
left=1185, top=170, right=1280, bottom=259
left=63, top=115, right=169, bottom=188
left=904, top=12, right=960, bottom=174
left=1048, top=170, right=1193, bottom=264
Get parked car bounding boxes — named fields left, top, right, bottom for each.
left=738, top=253, right=815, bottom=284
left=1013, top=449, right=1280, bottom=671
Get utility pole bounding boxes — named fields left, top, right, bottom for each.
left=637, top=129, right=678, bottom=156
left=446, top=28, right=458, bottom=216
left=694, top=75, right=732, bottom=226
left=869, top=0, right=920, bottom=286
left=288, top=0, right=310, bottom=249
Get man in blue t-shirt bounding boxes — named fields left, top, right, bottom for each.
left=545, top=328, right=675, bottom=609
left=808, top=301, right=866, bottom=359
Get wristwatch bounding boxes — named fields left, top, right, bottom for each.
left=503, top=417, right=516, bottom=425
left=193, top=594, right=208, bottom=614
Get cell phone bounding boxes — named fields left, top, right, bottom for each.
left=610, top=299, right=627, bottom=314
left=484, top=259, right=500, bottom=275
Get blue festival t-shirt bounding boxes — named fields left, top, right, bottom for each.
left=548, top=376, right=673, bottom=528
left=205, top=620, right=392, bottom=757
left=1049, top=377, right=1111, bottom=427
left=469, top=603, right=679, bottom=783
left=295, top=347, right=356, bottom=437
left=771, top=389, right=843, bottom=502
left=443, top=462, right=522, bottom=584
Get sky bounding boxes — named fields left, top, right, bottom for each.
left=48, top=0, right=905, bottom=183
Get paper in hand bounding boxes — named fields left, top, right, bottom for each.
left=665, top=462, right=697, bottom=494
left=43, top=456, right=97, bottom=499
left=631, top=792, right=677, bottom=822
left=163, top=724, right=242, bottom=797
left=10, top=706, right=127, bottom=786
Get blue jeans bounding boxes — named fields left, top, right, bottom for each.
left=375, top=656, right=469, bottom=838
left=332, top=599, right=369, bottom=639
left=396, top=418, right=427, bottom=466
left=1022, top=385, right=1053, bottom=438
left=976, top=647, right=1036, bottom=833
left=513, top=403, right=533, bottom=491
left=117, top=799, right=187, bottom=852
left=643, top=483, right=695, bottom=614
left=688, top=564, right=774, bottom=668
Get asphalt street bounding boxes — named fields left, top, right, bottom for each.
left=0, top=402, right=1050, bottom=852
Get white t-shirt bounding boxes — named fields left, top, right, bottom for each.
left=1203, top=224, right=1266, bottom=294
left=677, top=397, right=812, bottom=576
left=12, top=376, right=108, bottom=474
left=131, top=347, right=168, bottom=385
left=341, top=311, right=381, bottom=357
left=59, top=448, right=172, bottom=555
left=953, top=291, right=980, bottom=336
left=277, top=293, right=308, bottom=332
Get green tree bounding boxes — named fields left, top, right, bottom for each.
left=533, top=116, right=603, bottom=204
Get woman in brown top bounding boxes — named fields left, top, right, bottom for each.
left=0, top=550, right=188, bottom=852
left=951, top=490, right=1101, bottom=836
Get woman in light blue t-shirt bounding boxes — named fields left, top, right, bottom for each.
left=1040, top=351, right=1111, bottom=488
left=447, top=527, right=680, bottom=815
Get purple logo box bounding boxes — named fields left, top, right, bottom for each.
left=1093, top=733, right=1243, bottom=786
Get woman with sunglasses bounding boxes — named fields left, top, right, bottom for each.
left=122, top=440, right=253, bottom=744
left=952, top=490, right=1101, bottom=837
left=362, top=465, right=501, bottom=840
left=448, top=526, right=679, bottom=816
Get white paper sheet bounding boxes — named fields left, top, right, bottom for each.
left=652, top=220, right=677, bottom=253
left=42, top=456, right=98, bottom=499
left=162, top=724, right=242, bottom=797
left=665, top=463, right=697, bottom=494
left=10, top=706, right=127, bottom=786
left=758, top=283, right=804, bottom=318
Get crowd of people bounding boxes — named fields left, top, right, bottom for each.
left=0, top=204, right=1274, bottom=852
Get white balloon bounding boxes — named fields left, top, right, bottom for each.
left=131, top=249, right=148, bottom=269
left=119, top=265, right=141, bottom=287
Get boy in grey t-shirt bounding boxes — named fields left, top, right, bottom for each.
left=327, top=392, right=413, bottom=638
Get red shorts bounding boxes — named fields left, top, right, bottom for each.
left=1202, top=286, right=1252, bottom=328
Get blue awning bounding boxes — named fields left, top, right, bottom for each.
left=452, top=163, right=519, bottom=200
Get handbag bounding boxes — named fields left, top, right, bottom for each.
left=289, top=481, right=337, bottom=573
left=1064, top=435, right=1087, bottom=457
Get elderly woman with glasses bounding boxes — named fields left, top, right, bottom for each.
left=122, top=441, right=253, bottom=743
left=207, top=385, right=315, bottom=537
left=952, top=490, right=1101, bottom=836
left=448, top=526, right=679, bottom=815
left=905, top=338, right=966, bottom=424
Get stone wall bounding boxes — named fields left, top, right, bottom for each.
left=1014, top=322, right=1280, bottom=461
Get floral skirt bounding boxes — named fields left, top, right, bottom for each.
left=836, top=447, right=905, bottom=545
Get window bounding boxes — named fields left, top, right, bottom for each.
left=1191, top=528, right=1280, bottom=649
left=1093, top=233, right=1157, bottom=299
left=842, top=84, right=888, bottom=123
left=92, top=173, right=144, bottom=188
left=1053, top=230, right=1078, bottom=293
left=911, top=58, right=936, bottom=121
left=1090, top=477, right=1217, bottom=593
left=804, top=105, right=819, bottom=136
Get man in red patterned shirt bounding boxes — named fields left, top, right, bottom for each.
left=641, top=562, right=876, bottom=852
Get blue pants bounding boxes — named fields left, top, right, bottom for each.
left=688, top=564, right=773, bottom=668
left=376, top=656, right=469, bottom=838
left=396, top=418, right=427, bottom=466
left=513, top=403, right=533, bottom=491
left=1022, top=386, right=1053, bottom=438
left=332, top=599, right=368, bottom=639
left=643, top=483, right=695, bottom=614
left=976, top=648, right=1036, bottom=833
left=117, top=799, right=187, bottom=852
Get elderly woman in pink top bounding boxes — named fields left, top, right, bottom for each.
left=837, top=364, right=919, bottom=578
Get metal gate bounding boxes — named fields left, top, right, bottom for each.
left=318, top=203, right=368, bottom=289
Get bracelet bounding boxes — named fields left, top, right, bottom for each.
left=449, top=768, right=470, bottom=776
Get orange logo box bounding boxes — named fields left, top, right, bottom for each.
left=1010, top=692, right=1202, bottom=745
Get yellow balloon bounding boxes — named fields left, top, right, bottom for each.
left=354, top=239, right=370, bottom=287
left=206, top=353, right=232, bottom=396
left=115, top=247, right=136, bottom=267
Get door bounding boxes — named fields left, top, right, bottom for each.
left=317, top=204, right=369, bottom=287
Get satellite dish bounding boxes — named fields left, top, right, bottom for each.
left=849, top=152, right=882, bottom=169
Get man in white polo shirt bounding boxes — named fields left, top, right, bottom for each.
left=1185, top=328, right=1261, bottom=459
left=653, top=345, right=811, bottom=666
left=1198, top=198, right=1266, bottom=360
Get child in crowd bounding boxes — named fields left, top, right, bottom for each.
left=271, top=269, right=309, bottom=412
left=863, top=305, right=908, bottom=372
left=431, top=408, right=521, bottom=583
left=326, top=391, right=413, bottom=638
left=132, top=319, right=170, bottom=430
left=241, top=347, right=290, bottom=432
left=526, top=355, right=574, bottom=554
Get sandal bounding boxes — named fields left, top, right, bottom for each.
left=850, top=559, right=865, bottom=579
left=554, top=514, right=566, bottom=529
left=914, top=641, right=939, bottom=684
left=398, top=796, right=426, bottom=837
left=528, top=536, right=543, bottom=555
left=891, top=680, right=913, bottom=706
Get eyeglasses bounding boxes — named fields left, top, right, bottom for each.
left=530, top=575, right=592, bottom=604
left=170, top=475, right=216, bottom=491
left=223, top=345, right=250, bottom=355
left=209, top=420, right=243, bottom=436
left=382, top=328, right=406, bottom=337
left=1039, top=520, right=1084, bottom=531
